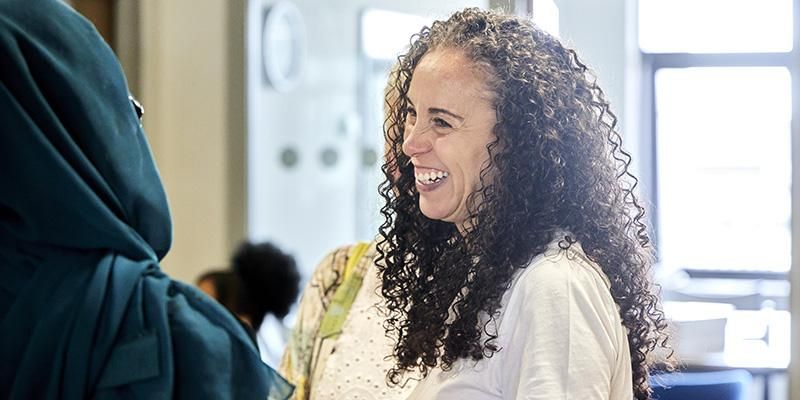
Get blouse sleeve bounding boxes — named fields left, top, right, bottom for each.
left=501, top=254, right=624, bottom=400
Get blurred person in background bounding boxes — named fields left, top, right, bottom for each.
left=198, top=241, right=301, bottom=368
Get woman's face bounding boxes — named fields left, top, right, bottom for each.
left=402, top=48, right=497, bottom=230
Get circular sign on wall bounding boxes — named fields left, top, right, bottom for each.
left=262, top=1, right=306, bottom=92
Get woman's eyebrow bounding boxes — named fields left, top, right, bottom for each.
left=429, top=108, right=464, bottom=121
left=406, top=99, right=464, bottom=120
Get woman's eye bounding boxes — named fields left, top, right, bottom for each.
left=432, top=118, right=452, bottom=129
left=404, top=108, right=417, bottom=129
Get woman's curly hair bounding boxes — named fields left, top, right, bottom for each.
left=376, top=8, right=671, bottom=399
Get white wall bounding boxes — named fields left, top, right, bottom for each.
left=556, top=0, right=630, bottom=136
left=133, top=0, right=247, bottom=283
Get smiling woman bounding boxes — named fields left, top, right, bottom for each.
left=378, top=7, right=672, bottom=400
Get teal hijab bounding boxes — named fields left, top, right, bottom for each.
left=0, top=0, right=292, bottom=398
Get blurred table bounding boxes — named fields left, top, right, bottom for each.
left=664, top=302, right=790, bottom=399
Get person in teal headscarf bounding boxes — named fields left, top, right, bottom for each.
left=0, top=0, right=293, bottom=398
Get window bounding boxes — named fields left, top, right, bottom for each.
left=654, top=66, right=792, bottom=273
left=639, top=0, right=793, bottom=54
left=640, top=3, right=798, bottom=396
left=640, top=0, right=796, bottom=278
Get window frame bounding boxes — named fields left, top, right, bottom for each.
left=642, top=52, right=796, bottom=280
left=640, top=40, right=799, bottom=281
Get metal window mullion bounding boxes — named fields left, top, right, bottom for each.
left=646, top=52, right=793, bottom=69
left=639, top=53, right=660, bottom=257
left=789, top=0, right=800, bottom=398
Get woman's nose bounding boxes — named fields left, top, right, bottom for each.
left=402, top=122, right=432, bottom=158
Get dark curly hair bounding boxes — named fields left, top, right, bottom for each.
left=376, top=8, right=671, bottom=399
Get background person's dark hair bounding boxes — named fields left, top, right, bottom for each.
left=198, top=241, right=300, bottom=330
left=377, top=8, right=671, bottom=400
left=232, top=241, right=301, bottom=328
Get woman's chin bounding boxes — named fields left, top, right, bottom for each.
left=419, top=204, right=447, bottom=222
left=419, top=204, right=464, bottom=227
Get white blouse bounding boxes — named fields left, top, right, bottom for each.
left=256, top=313, right=288, bottom=369
left=408, top=243, right=634, bottom=400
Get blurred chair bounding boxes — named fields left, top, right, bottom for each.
left=651, top=370, right=753, bottom=400
left=662, top=277, right=763, bottom=310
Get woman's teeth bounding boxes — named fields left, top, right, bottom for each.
left=416, top=170, right=449, bottom=185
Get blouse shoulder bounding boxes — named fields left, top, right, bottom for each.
left=311, top=245, right=353, bottom=280
left=310, top=241, right=378, bottom=285
left=496, top=242, right=631, bottom=400
left=518, top=242, right=612, bottom=292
